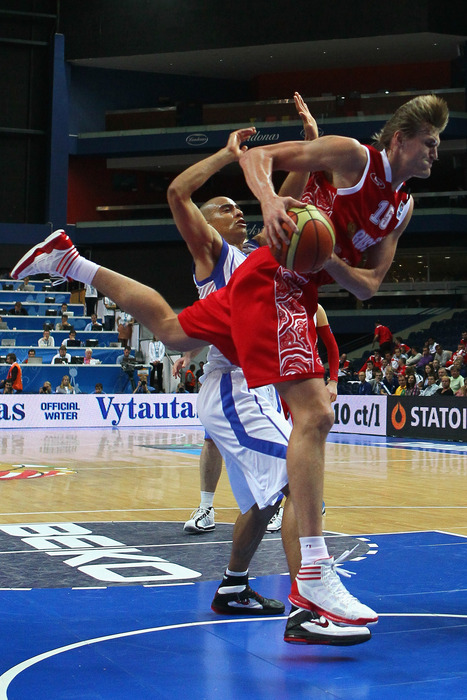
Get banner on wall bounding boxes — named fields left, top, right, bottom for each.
left=0, top=394, right=201, bottom=429
left=387, top=396, right=467, bottom=440
left=330, top=396, right=387, bottom=436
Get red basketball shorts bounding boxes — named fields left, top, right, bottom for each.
left=178, top=247, right=325, bottom=388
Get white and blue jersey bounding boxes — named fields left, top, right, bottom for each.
left=194, top=238, right=290, bottom=513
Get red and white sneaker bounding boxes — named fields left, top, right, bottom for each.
left=289, top=550, right=378, bottom=626
left=11, top=230, right=80, bottom=286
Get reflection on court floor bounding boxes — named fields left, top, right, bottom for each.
left=0, top=428, right=465, bottom=698
left=0, top=530, right=465, bottom=699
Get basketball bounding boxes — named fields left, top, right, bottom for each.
left=277, top=204, right=335, bottom=274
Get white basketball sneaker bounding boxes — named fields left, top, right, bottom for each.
left=289, top=550, right=379, bottom=626
left=11, top=230, right=80, bottom=285
left=183, top=506, right=215, bottom=533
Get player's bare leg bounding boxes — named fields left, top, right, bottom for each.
left=276, top=377, right=378, bottom=626
left=184, top=439, right=223, bottom=533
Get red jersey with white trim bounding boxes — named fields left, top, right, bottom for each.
left=301, top=145, right=411, bottom=287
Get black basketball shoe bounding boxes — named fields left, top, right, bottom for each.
left=284, top=606, right=371, bottom=646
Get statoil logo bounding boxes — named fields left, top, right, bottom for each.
left=186, top=133, right=208, bottom=146
left=391, top=402, right=407, bottom=430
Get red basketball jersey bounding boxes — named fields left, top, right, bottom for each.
left=301, top=145, right=411, bottom=286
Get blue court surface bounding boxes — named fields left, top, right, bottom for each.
left=0, top=528, right=465, bottom=700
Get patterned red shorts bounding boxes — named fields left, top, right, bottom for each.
left=179, top=247, right=324, bottom=388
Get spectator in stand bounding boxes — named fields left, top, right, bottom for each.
left=434, top=344, right=452, bottom=367
left=382, top=367, right=398, bottom=394
left=56, top=375, right=75, bottom=394
left=117, top=345, right=137, bottom=391
left=406, top=346, right=422, bottom=367
left=405, top=365, right=423, bottom=388
left=372, top=321, right=393, bottom=355
left=357, top=371, right=372, bottom=395
left=51, top=345, right=71, bottom=365
left=133, top=375, right=154, bottom=394
left=452, top=357, right=467, bottom=379
left=60, top=303, right=72, bottom=317
left=184, top=363, right=196, bottom=393
left=380, top=357, right=390, bottom=378
left=416, top=346, right=433, bottom=372
left=370, top=369, right=385, bottom=395
left=0, top=354, right=22, bottom=393
left=63, top=329, right=80, bottom=348
left=455, top=384, right=467, bottom=397
left=39, top=381, right=52, bottom=394
left=38, top=328, right=55, bottom=347
left=93, top=383, right=105, bottom=394
left=148, top=336, right=165, bottom=392
left=421, top=364, right=435, bottom=389
left=361, top=350, right=382, bottom=372
left=8, top=301, right=28, bottom=316
left=391, top=346, right=406, bottom=371
left=83, top=348, right=100, bottom=366
left=437, top=367, right=449, bottom=383
left=84, top=283, right=98, bottom=316
left=406, top=374, right=420, bottom=396
left=3, top=380, right=14, bottom=394
left=55, top=314, right=73, bottom=331
left=84, top=313, right=103, bottom=332
left=420, top=375, right=439, bottom=396
left=431, top=358, right=440, bottom=378
left=460, top=330, right=467, bottom=349
left=103, top=297, right=117, bottom=331
left=397, top=356, right=408, bottom=376
left=359, top=358, right=375, bottom=382
left=436, top=376, right=453, bottom=396
left=18, top=276, right=34, bottom=291
left=337, top=353, right=352, bottom=394
left=394, top=336, right=411, bottom=355
left=116, top=311, right=134, bottom=348
left=446, top=343, right=466, bottom=368
left=395, top=374, right=407, bottom=396
left=449, top=365, right=465, bottom=394
left=23, top=348, right=37, bottom=364
left=426, top=337, right=438, bottom=355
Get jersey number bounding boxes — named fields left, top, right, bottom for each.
left=369, top=201, right=394, bottom=230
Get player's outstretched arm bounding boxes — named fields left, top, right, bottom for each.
left=168, top=127, right=256, bottom=264
left=279, top=92, right=319, bottom=201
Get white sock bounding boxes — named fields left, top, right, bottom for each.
left=225, top=568, right=248, bottom=578
left=200, top=491, right=215, bottom=509
left=67, top=256, right=100, bottom=286
left=299, top=536, right=329, bottom=566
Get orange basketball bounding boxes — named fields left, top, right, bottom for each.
left=277, top=205, right=335, bottom=274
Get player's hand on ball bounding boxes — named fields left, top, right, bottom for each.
left=261, top=196, right=306, bottom=249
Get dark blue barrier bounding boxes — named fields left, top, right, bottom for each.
left=16, top=347, right=123, bottom=364
left=0, top=330, right=118, bottom=348
left=0, top=290, right=70, bottom=304
left=0, top=315, right=89, bottom=331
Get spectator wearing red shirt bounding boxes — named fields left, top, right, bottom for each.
left=373, top=321, right=393, bottom=355
left=394, top=336, right=411, bottom=355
